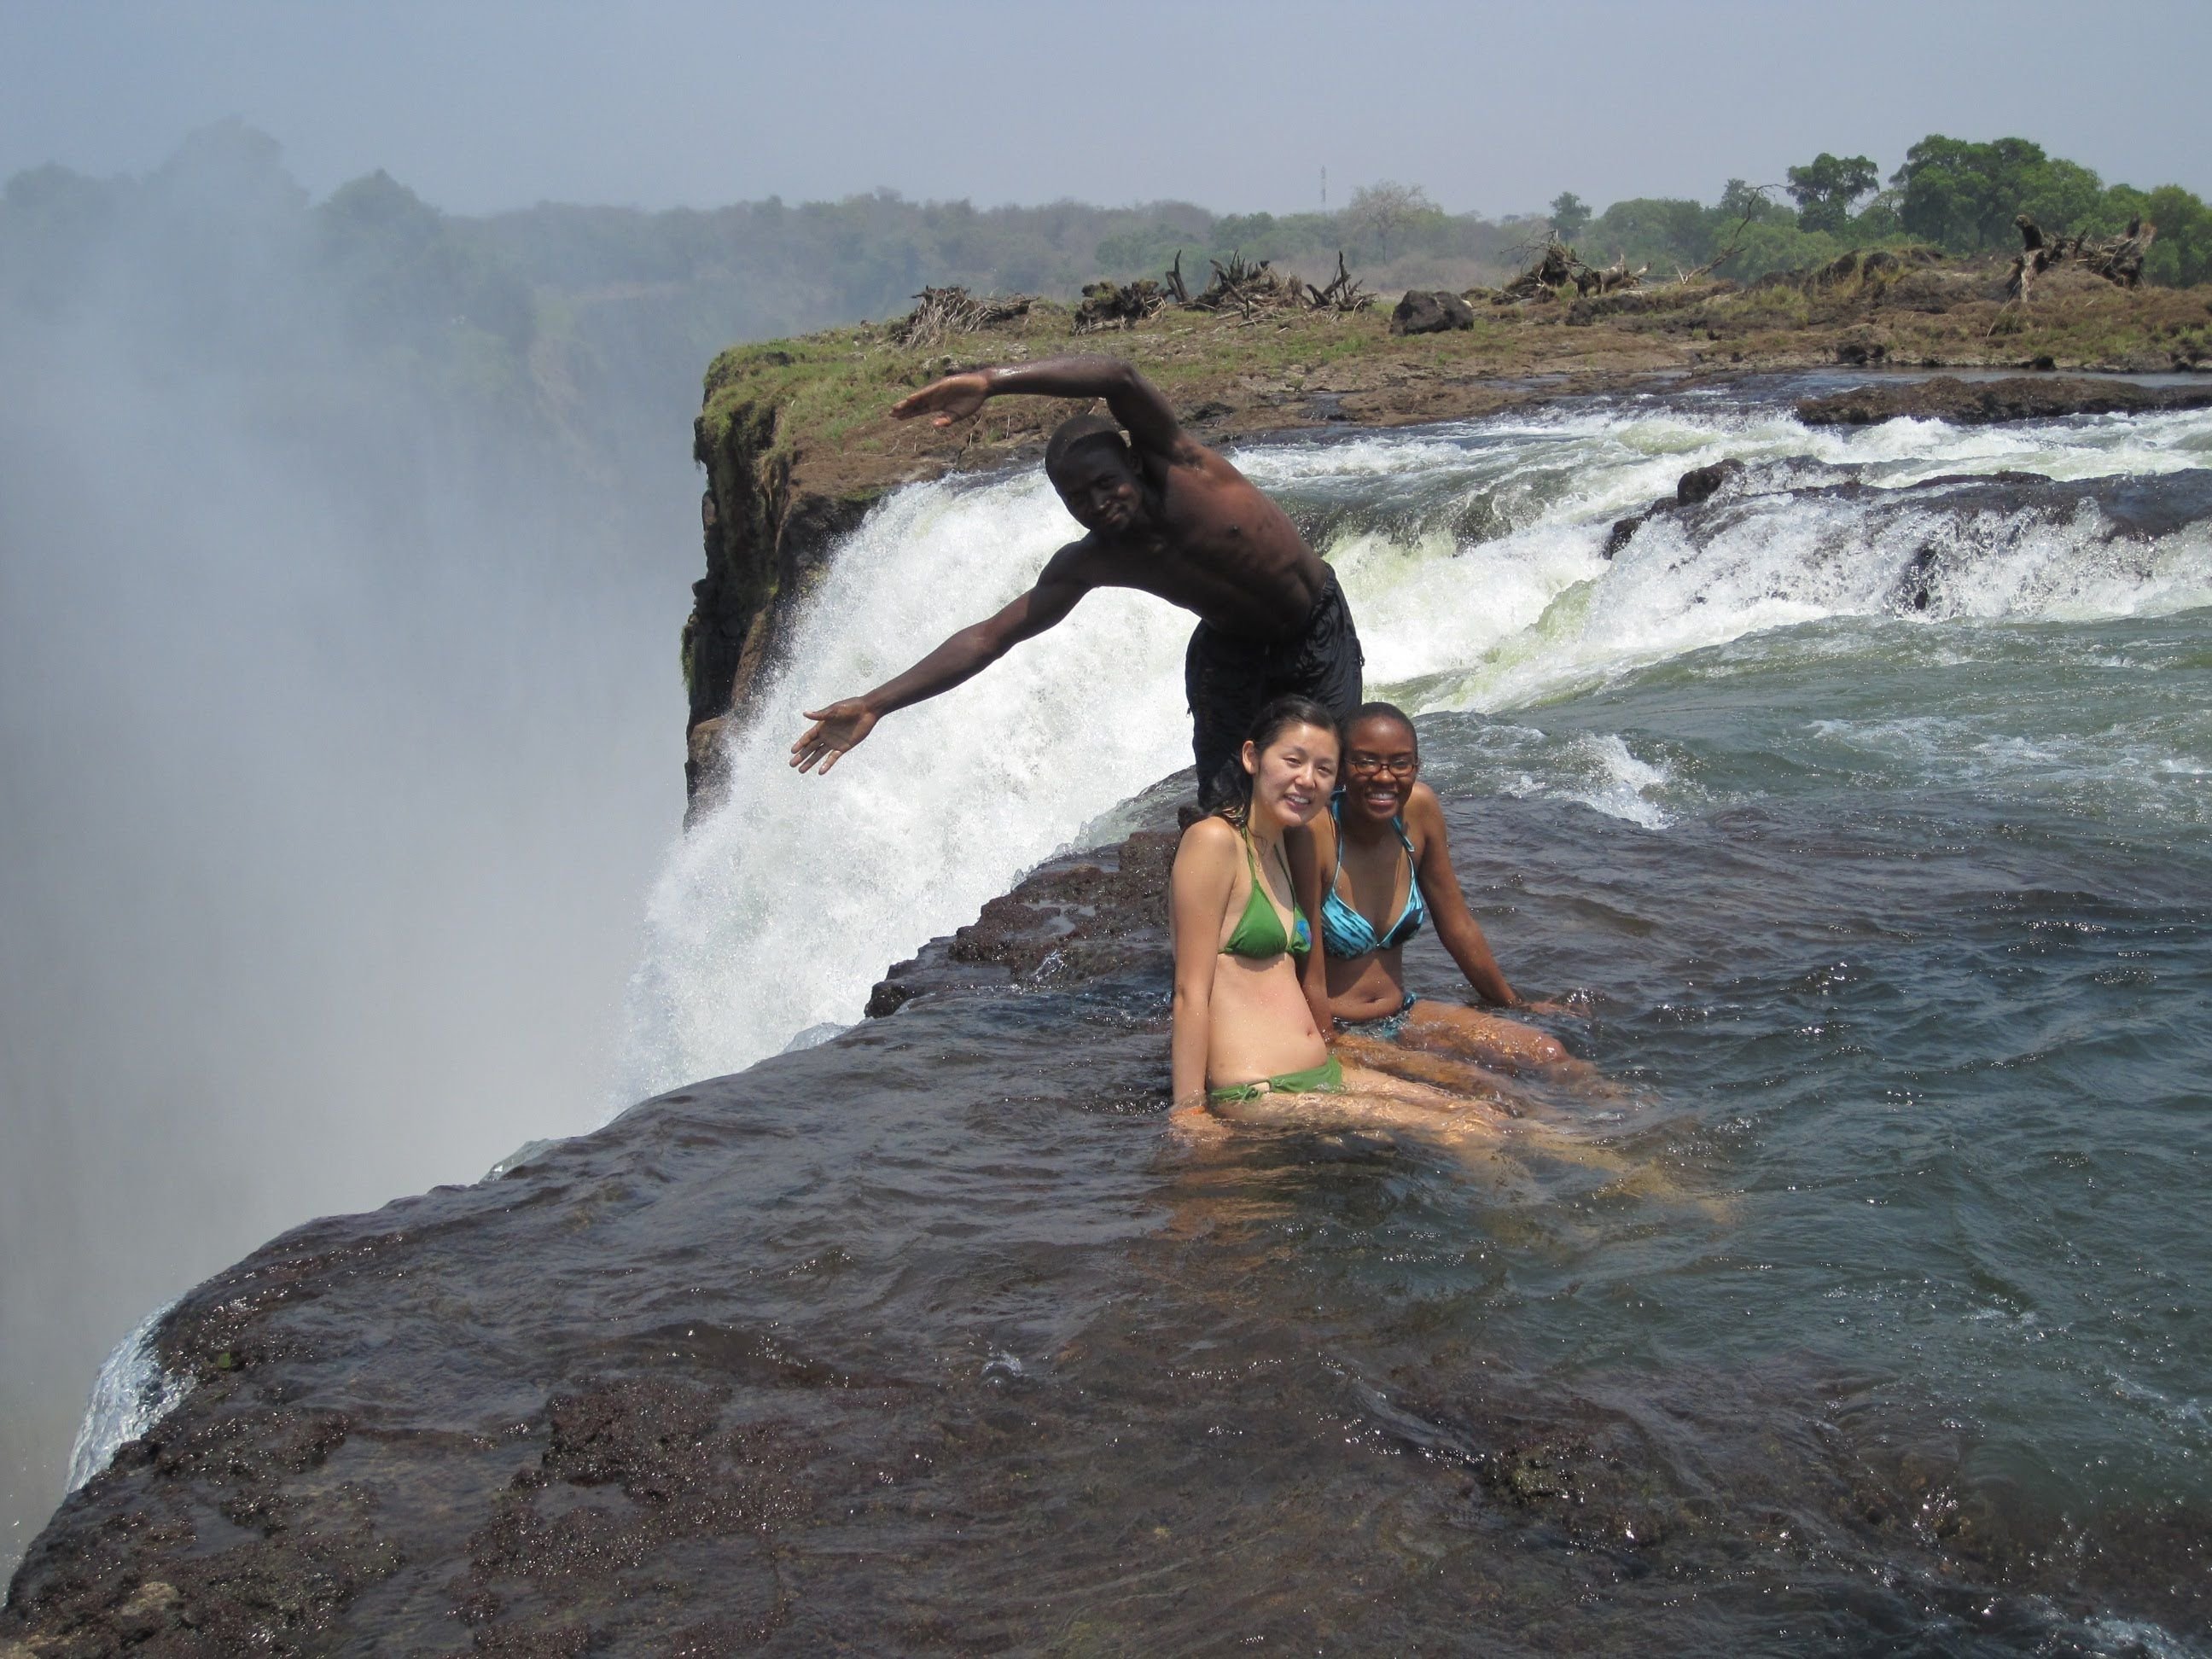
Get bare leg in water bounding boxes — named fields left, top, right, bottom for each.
left=1198, top=1062, right=1720, bottom=1215
left=1377, top=999, right=1634, bottom=1102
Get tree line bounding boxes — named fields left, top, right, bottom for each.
left=1541, top=136, right=2209, bottom=291
left=5, top=123, right=2205, bottom=451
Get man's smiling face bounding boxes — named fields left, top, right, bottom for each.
left=1051, top=441, right=1145, bottom=538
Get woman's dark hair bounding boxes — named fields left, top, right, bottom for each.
left=1215, top=695, right=1340, bottom=828
left=1345, top=701, right=1417, bottom=754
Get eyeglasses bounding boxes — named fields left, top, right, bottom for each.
left=1344, top=752, right=1417, bottom=777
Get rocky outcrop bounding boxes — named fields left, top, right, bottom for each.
left=1389, top=289, right=1476, bottom=335
left=0, top=814, right=1181, bottom=1656
left=1797, top=374, right=2212, bottom=427
left=1604, top=458, right=1749, bottom=556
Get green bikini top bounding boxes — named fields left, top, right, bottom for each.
left=1221, top=830, right=1313, bottom=961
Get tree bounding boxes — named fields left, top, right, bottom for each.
left=1344, top=180, right=1439, bottom=259
left=1548, top=191, right=1591, bottom=244
left=1785, top=154, right=1879, bottom=235
left=1716, top=178, right=1773, bottom=221
left=1890, top=135, right=2104, bottom=253
left=2105, top=181, right=2212, bottom=288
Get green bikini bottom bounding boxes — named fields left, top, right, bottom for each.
left=1209, top=1053, right=1345, bottom=1103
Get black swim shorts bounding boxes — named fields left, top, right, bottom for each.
left=1185, top=568, right=1364, bottom=809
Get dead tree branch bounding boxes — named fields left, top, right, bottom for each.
left=1074, top=278, right=1166, bottom=333
left=892, top=286, right=1033, bottom=347
left=2004, top=212, right=2158, bottom=302
left=1304, top=250, right=1373, bottom=312
left=1674, top=201, right=1766, bottom=286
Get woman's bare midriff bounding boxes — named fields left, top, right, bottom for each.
left=1326, top=948, right=1409, bottom=1022
left=1207, top=953, right=1326, bottom=1090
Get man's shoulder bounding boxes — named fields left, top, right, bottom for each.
left=1039, top=536, right=1110, bottom=583
left=1147, top=431, right=1228, bottom=479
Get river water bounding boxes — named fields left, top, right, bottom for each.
left=51, top=378, right=2212, bottom=1650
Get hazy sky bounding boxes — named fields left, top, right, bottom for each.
left=5, top=0, right=2210, bottom=218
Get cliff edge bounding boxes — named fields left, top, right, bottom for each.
left=677, top=259, right=2212, bottom=803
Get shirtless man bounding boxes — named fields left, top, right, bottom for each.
left=788, top=356, right=1363, bottom=807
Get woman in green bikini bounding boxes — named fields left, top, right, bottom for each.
left=1169, top=696, right=1441, bottom=1132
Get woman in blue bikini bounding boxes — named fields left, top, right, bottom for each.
left=1168, top=696, right=1449, bottom=1133
left=1298, top=702, right=1575, bottom=1075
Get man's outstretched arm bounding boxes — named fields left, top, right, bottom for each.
left=789, top=561, right=1087, bottom=775
left=892, top=356, right=1184, bottom=459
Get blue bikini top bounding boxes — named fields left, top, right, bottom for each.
left=1319, top=794, right=1428, bottom=958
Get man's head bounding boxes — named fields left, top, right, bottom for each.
left=1045, top=415, right=1143, bottom=536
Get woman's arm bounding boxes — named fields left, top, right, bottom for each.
left=1406, top=785, right=1523, bottom=1008
left=1168, top=820, right=1236, bottom=1121
left=1286, top=821, right=1336, bottom=1035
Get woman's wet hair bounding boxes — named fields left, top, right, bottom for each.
left=1215, top=696, right=1340, bottom=828
left=1346, top=701, right=1417, bottom=754
left=1045, top=414, right=1128, bottom=485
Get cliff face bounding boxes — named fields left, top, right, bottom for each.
left=680, top=380, right=871, bottom=807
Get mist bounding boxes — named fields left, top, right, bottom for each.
left=0, top=127, right=697, bottom=1568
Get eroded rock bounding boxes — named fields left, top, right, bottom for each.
left=1797, top=374, right=2212, bottom=427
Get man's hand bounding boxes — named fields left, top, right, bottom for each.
left=790, top=700, right=879, bottom=775
left=891, top=371, right=992, bottom=428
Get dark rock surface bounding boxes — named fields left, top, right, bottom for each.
left=1797, top=373, right=2212, bottom=427
left=1388, top=289, right=1476, bottom=336
left=0, top=815, right=1183, bottom=1658
left=1604, top=458, right=1749, bottom=557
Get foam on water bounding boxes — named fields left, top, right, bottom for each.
left=65, top=1302, right=189, bottom=1492
left=619, top=396, right=2212, bottom=1093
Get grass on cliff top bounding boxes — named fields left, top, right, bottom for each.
left=696, top=300, right=1501, bottom=490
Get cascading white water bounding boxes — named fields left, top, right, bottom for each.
left=619, top=399, right=2212, bottom=1097
left=64, top=1302, right=188, bottom=1493
left=620, top=471, right=1193, bottom=1100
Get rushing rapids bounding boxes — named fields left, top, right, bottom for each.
left=20, top=376, right=2212, bottom=1651
left=624, top=377, right=2212, bottom=1092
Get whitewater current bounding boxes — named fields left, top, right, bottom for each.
left=620, top=381, right=2212, bottom=1097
